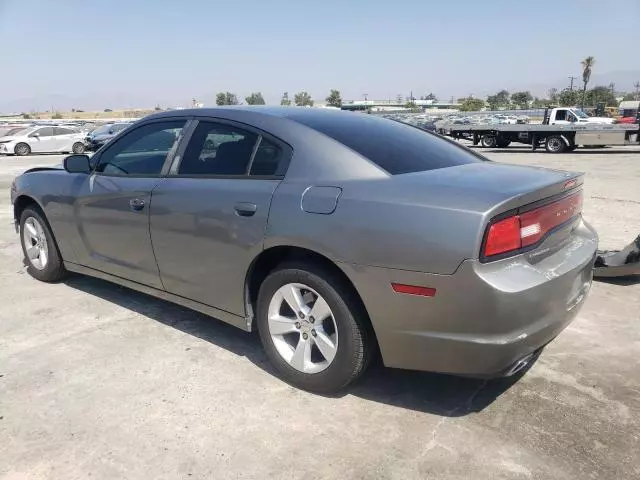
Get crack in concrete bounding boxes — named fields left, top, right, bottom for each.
left=417, top=380, right=489, bottom=458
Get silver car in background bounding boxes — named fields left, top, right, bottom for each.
left=0, top=126, right=86, bottom=156
left=10, top=107, right=597, bottom=392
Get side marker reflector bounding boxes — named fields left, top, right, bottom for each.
left=391, top=283, right=436, bottom=297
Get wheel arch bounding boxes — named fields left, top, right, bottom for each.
left=13, top=194, right=45, bottom=226
left=244, top=245, right=378, bottom=345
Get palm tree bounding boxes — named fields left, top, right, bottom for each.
left=581, top=56, right=595, bottom=108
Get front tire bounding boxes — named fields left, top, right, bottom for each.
left=545, top=135, right=567, bottom=153
left=19, top=207, right=67, bottom=282
left=72, top=142, right=85, bottom=154
left=256, top=263, right=373, bottom=393
left=14, top=143, right=31, bottom=156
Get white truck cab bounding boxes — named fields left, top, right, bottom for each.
left=548, top=107, right=614, bottom=125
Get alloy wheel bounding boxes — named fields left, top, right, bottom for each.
left=22, top=217, right=49, bottom=270
left=267, top=283, right=338, bottom=374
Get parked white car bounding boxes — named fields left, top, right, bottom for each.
left=0, top=126, right=86, bottom=156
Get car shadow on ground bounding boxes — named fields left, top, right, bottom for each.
left=65, top=274, right=526, bottom=417
left=594, top=275, right=640, bottom=286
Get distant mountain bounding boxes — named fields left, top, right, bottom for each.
left=2, top=70, right=638, bottom=113
left=0, top=91, right=185, bottom=115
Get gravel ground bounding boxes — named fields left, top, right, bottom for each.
left=1, top=146, right=639, bottom=480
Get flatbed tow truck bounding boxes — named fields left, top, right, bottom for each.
left=435, top=107, right=640, bottom=153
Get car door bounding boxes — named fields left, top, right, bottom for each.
left=149, top=119, right=290, bottom=315
left=52, top=127, right=75, bottom=151
left=28, top=127, right=56, bottom=152
left=552, top=109, right=569, bottom=125
left=70, top=119, right=188, bottom=288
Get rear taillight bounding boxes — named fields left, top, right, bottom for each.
left=482, top=191, right=583, bottom=259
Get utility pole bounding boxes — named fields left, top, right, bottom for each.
left=635, top=81, right=640, bottom=100
left=568, top=76, right=577, bottom=91
left=609, top=83, right=615, bottom=98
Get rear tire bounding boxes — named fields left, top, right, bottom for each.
left=14, top=143, right=31, bottom=156
left=545, top=135, right=566, bottom=153
left=496, top=138, right=511, bottom=148
left=72, top=142, right=85, bottom=154
left=480, top=134, right=497, bottom=148
left=256, top=263, right=373, bottom=393
left=19, top=207, right=67, bottom=282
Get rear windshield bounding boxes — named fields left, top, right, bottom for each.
left=288, top=112, right=482, bottom=174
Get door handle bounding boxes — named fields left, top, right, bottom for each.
left=234, top=202, right=257, bottom=217
left=129, top=198, right=146, bottom=211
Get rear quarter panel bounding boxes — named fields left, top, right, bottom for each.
left=266, top=179, right=488, bottom=275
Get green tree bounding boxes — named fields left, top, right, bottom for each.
left=325, top=89, right=342, bottom=108
left=459, top=97, right=485, bottom=112
left=280, top=92, right=291, bottom=106
left=583, top=85, right=617, bottom=107
left=557, top=88, right=580, bottom=106
left=622, top=92, right=636, bottom=101
left=294, top=91, right=314, bottom=107
left=22, top=113, right=32, bottom=119
left=511, top=91, right=533, bottom=109
left=245, top=92, right=266, bottom=105
left=532, top=97, right=552, bottom=108
left=548, top=88, right=558, bottom=103
left=52, top=111, right=63, bottom=119
left=486, top=90, right=510, bottom=110
left=580, top=56, right=595, bottom=108
left=216, top=92, right=239, bottom=106
left=425, top=92, right=437, bottom=101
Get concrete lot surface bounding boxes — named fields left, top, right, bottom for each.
left=1, top=147, right=639, bottom=479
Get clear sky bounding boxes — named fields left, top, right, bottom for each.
left=0, top=0, right=638, bottom=110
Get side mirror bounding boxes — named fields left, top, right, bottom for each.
left=64, top=154, right=91, bottom=174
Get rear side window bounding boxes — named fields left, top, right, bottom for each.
left=288, top=112, right=481, bottom=175
left=30, top=127, right=53, bottom=137
left=250, top=138, right=282, bottom=176
left=54, top=127, right=75, bottom=135
left=179, top=121, right=259, bottom=176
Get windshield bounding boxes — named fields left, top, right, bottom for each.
left=3, top=127, right=27, bottom=136
left=111, top=123, right=131, bottom=132
left=571, top=109, right=590, bottom=119
left=90, top=124, right=114, bottom=135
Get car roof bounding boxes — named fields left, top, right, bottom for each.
left=146, top=106, right=348, bottom=122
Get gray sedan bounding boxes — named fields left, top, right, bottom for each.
left=10, top=107, right=597, bottom=392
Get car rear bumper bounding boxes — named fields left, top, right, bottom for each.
left=338, top=219, right=597, bottom=377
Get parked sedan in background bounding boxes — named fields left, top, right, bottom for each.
left=10, top=107, right=596, bottom=392
left=0, top=126, right=86, bottom=156
left=84, top=122, right=132, bottom=151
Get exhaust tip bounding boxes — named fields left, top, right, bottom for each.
left=505, top=352, right=536, bottom=377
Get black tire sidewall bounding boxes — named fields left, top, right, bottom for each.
left=481, top=135, right=497, bottom=148
left=256, top=265, right=367, bottom=393
left=545, top=136, right=566, bottom=153
left=15, top=143, right=30, bottom=156
left=19, top=207, right=66, bottom=282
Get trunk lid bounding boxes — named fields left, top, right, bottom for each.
left=393, top=162, right=585, bottom=262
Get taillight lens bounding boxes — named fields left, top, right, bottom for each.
left=483, top=191, right=583, bottom=258
left=484, top=216, right=521, bottom=257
